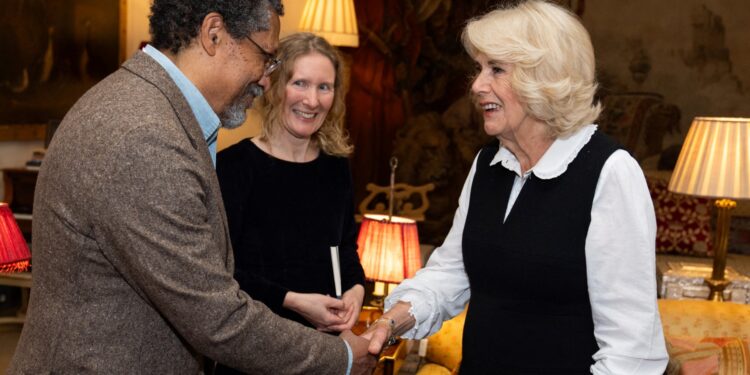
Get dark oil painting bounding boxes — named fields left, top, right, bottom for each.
left=0, top=0, right=120, bottom=125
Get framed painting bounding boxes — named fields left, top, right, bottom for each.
left=0, top=0, right=125, bottom=141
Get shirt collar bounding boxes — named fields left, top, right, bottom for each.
left=142, top=45, right=221, bottom=163
left=490, top=124, right=598, bottom=179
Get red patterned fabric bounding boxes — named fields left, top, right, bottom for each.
left=646, top=174, right=713, bottom=256
left=665, top=336, right=750, bottom=375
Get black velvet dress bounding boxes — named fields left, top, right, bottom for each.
left=216, top=139, right=365, bottom=326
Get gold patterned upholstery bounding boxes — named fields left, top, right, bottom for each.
left=659, top=299, right=750, bottom=338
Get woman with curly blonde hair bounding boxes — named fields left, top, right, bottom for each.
left=259, top=32, right=353, bottom=156
left=363, top=1, right=668, bottom=373
left=216, top=33, right=364, bottom=375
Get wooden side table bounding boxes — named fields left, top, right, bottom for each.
left=0, top=272, right=31, bottom=326
left=377, top=339, right=407, bottom=375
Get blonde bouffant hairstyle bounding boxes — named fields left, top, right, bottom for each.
left=462, top=0, right=601, bottom=138
left=259, top=32, right=353, bottom=156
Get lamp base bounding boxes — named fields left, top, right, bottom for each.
left=705, top=199, right=737, bottom=302
left=704, top=278, right=731, bottom=302
left=369, top=295, right=384, bottom=308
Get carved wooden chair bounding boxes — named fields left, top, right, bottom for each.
left=356, top=182, right=435, bottom=222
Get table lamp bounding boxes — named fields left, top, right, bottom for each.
left=357, top=213, right=422, bottom=305
left=357, top=157, right=422, bottom=307
left=298, top=0, right=359, bottom=47
left=0, top=202, right=31, bottom=273
left=668, top=117, right=750, bottom=301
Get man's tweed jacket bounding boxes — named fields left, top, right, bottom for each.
left=9, top=51, right=349, bottom=374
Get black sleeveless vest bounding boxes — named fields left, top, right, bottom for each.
left=460, top=131, right=620, bottom=374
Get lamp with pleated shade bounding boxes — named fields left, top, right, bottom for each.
left=357, top=213, right=422, bottom=306
left=0, top=202, right=31, bottom=273
left=668, top=117, right=750, bottom=301
left=357, top=157, right=423, bottom=307
left=298, top=0, right=359, bottom=47
left=357, top=214, right=421, bottom=282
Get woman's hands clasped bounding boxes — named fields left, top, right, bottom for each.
left=282, top=284, right=365, bottom=332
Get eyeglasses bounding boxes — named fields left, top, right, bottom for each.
left=246, top=36, right=281, bottom=76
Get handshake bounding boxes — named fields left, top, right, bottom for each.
left=340, top=317, right=397, bottom=375
left=286, top=288, right=411, bottom=374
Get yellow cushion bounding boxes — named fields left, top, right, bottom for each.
left=658, top=299, right=750, bottom=338
left=415, top=363, right=453, bottom=375
left=424, top=307, right=467, bottom=371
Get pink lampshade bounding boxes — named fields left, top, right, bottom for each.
left=357, top=214, right=422, bottom=283
left=0, top=202, right=31, bottom=273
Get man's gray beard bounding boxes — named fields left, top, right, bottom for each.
left=220, top=83, right=265, bottom=129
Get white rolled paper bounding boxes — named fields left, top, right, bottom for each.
left=330, top=246, right=342, bottom=298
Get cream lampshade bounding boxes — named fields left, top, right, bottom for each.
left=668, top=117, right=750, bottom=301
left=298, top=0, right=359, bottom=47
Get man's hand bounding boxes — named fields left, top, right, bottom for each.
left=359, top=302, right=415, bottom=355
left=359, top=319, right=392, bottom=355
left=340, top=330, right=377, bottom=375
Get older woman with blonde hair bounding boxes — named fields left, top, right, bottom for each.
left=216, top=33, right=365, bottom=369
left=363, top=1, right=668, bottom=373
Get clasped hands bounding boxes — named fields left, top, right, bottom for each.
left=340, top=316, right=396, bottom=375
left=283, top=285, right=364, bottom=332
left=346, top=302, right=414, bottom=374
left=283, top=286, right=401, bottom=374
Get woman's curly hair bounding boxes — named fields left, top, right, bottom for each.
left=149, top=0, right=284, bottom=54
left=259, top=33, right=353, bottom=157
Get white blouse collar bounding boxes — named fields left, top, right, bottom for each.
left=490, top=124, right=598, bottom=180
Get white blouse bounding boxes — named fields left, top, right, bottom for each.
left=385, top=125, right=668, bottom=374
